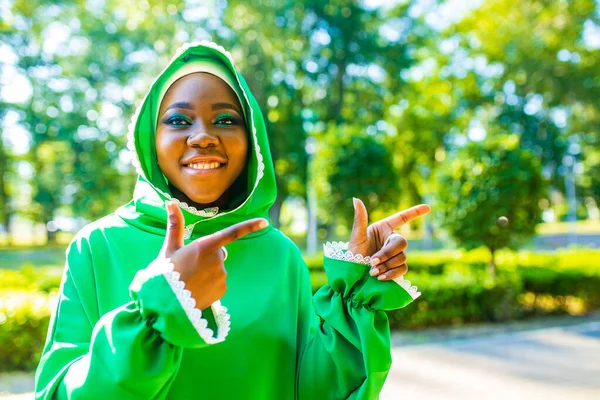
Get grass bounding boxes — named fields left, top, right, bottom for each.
left=0, top=246, right=65, bottom=270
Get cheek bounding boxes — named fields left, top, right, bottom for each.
left=227, top=134, right=249, bottom=170
left=155, top=132, right=179, bottom=167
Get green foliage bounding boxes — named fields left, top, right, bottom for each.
left=0, top=267, right=60, bottom=292
left=436, top=135, right=546, bottom=256
left=388, top=271, right=524, bottom=329
left=314, top=125, right=401, bottom=226
left=2, top=0, right=599, bottom=243
left=0, top=290, right=54, bottom=371
left=0, top=265, right=60, bottom=371
left=303, top=252, right=324, bottom=271
left=446, top=0, right=600, bottom=203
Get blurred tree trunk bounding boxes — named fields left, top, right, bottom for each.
left=488, top=247, right=497, bottom=278
left=45, top=215, right=57, bottom=244
left=330, top=57, right=347, bottom=124
left=269, top=195, right=283, bottom=229
left=0, top=134, right=11, bottom=244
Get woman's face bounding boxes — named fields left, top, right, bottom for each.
left=156, top=72, right=248, bottom=206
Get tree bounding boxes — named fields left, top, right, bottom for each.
left=446, top=0, right=600, bottom=214
left=436, top=134, right=547, bottom=276
left=314, top=124, right=400, bottom=231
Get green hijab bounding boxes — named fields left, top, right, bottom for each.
left=116, top=41, right=276, bottom=239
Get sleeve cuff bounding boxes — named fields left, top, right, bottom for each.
left=323, top=241, right=421, bottom=310
left=129, top=258, right=230, bottom=347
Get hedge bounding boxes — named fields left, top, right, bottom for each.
left=0, top=290, right=55, bottom=371
left=1, top=248, right=599, bottom=371
left=306, top=247, right=600, bottom=329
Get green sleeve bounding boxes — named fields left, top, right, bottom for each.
left=34, top=238, right=221, bottom=399
left=296, top=248, right=419, bottom=400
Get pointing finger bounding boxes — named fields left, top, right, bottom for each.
left=199, top=218, right=269, bottom=249
left=381, top=204, right=431, bottom=230
left=162, top=201, right=185, bottom=257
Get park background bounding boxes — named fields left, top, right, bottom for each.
left=0, top=0, right=599, bottom=398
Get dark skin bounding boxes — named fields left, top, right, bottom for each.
left=155, top=72, right=249, bottom=209
left=348, top=198, right=430, bottom=281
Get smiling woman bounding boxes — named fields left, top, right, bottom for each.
left=34, top=41, right=429, bottom=400
left=155, top=72, right=249, bottom=209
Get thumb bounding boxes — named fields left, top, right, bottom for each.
left=162, top=201, right=185, bottom=257
left=349, top=197, right=368, bottom=248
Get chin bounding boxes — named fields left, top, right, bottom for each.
left=184, top=190, right=226, bottom=206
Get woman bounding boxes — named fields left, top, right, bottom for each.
left=35, top=41, right=430, bottom=399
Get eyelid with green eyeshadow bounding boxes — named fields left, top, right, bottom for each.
left=163, top=113, right=191, bottom=126
left=214, top=112, right=242, bottom=125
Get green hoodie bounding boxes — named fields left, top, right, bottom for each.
left=34, top=41, right=419, bottom=400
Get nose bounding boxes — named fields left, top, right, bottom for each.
left=187, top=130, right=219, bottom=148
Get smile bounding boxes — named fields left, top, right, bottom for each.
left=187, top=162, right=222, bottom=170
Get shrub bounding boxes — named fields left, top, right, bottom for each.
left=435, top=135, right=547, bottom=275
left=0, top=290, right=55, bottom=371
left=0, top=267, right=63, bottom=293
left=519, top=267, right=600, bottom=315
left=303, top=253, right=324, bottom=271
left=387, top=270, right=523, bottom=330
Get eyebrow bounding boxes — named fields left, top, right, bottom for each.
left=165, top=101, right=194, bottom=112
left=212, top=102, right=242, bottom=115
left=164, top=101, right=242, bottom=115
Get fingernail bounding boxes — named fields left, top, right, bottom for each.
left=370, top=258, right=380, bottom=266
left=370, top=267, right=379, bottom=276
left=165, top=201, right=172, bottom=212
left=352, top=197, right=358, bottom=209
left=259, top=219, right=268, bottom=229
left=378, top=273, right=387, bottom=281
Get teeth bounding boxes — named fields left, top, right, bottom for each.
left=188, top=162, right=221, bottom=170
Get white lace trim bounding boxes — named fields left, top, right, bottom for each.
left=125, top=40, right=265, bottom=218
left=323, top=241, right=422, bottom=299
left=172, top=199, right=219, bottom=218
left=323, top=241, right=372, bottom=264
left=146, top=257, right=231, bottom=344
left=393, top=276, right=421, bottom=300
left=183, top=223, right=196, bottom=240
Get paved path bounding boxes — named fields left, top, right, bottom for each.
left=381, top=320, right=600, bottom=399
left=3, top=319, right=599, bottom=399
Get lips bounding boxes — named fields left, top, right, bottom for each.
left=182, top=155, right=227, bottom=174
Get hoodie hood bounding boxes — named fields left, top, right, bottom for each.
left=116, top=41, right=276, bottom=239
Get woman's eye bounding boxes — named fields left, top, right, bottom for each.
left=215, top=114, right=242, bottom=126
left=167, top=116, right=190, bottom=126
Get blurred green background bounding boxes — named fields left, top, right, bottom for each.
left=1, top=0, right=599, bottom=373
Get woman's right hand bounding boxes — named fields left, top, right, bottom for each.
left=160, top=201, right=268, bottom=310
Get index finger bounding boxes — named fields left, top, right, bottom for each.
left=382, top=204, right=431, bottom=229
left=200, top=218, right=269, bottom=249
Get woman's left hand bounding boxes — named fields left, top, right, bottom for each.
left=347, top=198, right=431, bottom=281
